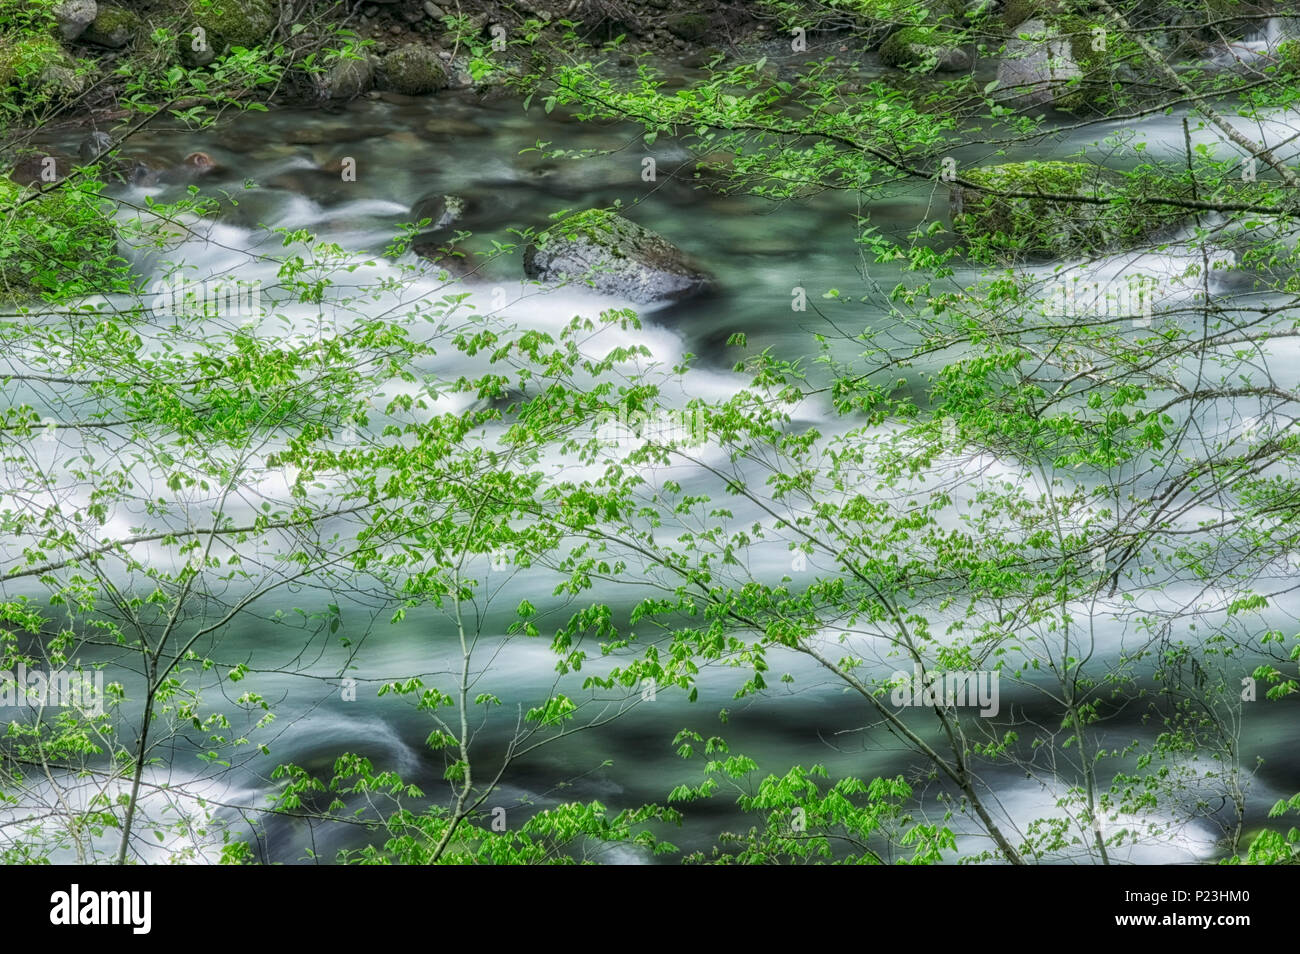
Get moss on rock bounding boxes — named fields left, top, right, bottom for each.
left=0, top=179, right=121, bottom=299
left=1003, top=0, right=1066, bottom=29
left=0, top=36, right=86, bottom=106
left=83, top=5, right=143, bottom=49
left=0, top=36, right=67, bottom=87
left=524, top=208, right=713, bottom=304
left=666, top=13, right=710, bottom=42
left=1278, top=38, right=1300, bottom=73
left=951, top=160, right=1179, bottom=261
left=879, top=26, right=966, bottom=70
left=381, top=44, right=447, bottom=95
left=191, top=0, right=277, bottom=53
left=880, top=28, right=933, bottom=68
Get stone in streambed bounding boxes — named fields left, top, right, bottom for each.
left=949, top=161, right=1184, bottom=262
left=410, top=192, right=467, bottom=231
left=878, top=27, right=971, bottom=72
left=522, top=208, right=713, bottom=305
left=994, top=18, right=1080, bottom=109
left=315, top=55, right=374, bottom=99
left=380, top=44, right=447, bottom=95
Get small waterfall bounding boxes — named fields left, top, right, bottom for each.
left=1241, top=17, right=1276, bottom=46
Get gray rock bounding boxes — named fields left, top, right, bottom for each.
left=318, top=55, right=373, bottom=99
left=523, top=209, right=713, bottom=305
left=994, top=19, right=1080, bottom=109
left=54, top=0, right=97, bottom=41
left=78, top=131, right=113, bottom=165
left=38, top=61, right=86, bottom=98
left=424, top=1, right=446, bottom=17
left=411, top=193, right=466, bottom=231
left=934, top=45, right=973, bottom=71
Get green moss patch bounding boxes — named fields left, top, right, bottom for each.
left=0, top=180, right=124, bottom=300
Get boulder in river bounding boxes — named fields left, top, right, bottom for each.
left=411, top=192, right=466, bottom=231
left=78, top=130, right=113, bottom=164
left=950, top=161, right=1184, bottom=262
left=380, top=44, right=447, bottom=95
left=995, top=19, right=1080, bottom=109
left=523, top=208, right=714, bottom=305
left=316, top=54, right=374, bottom=99
left=879, top=27, right=971, bottom=72
left=996, top=15, right=1122, bottom=112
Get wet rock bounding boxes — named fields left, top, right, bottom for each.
left=8, top=150, right=68, bottom=187
left=410, top=192, right=466, bottom=230
left=522, top=208, right=713, bottom=305
left=423, top=115, right=487, bottom=136
left=994, top=18, right=1080, bottom=109
left=285, top=123, right=390, bottom=145
left=78, top=130, right=113, bottom=164
left=682, top=48, right=723, bottom=69
left=381, top=43, right=447, bottom=95
left=950, top=161, right=1185, bottom=262
left=317, top=55, right=374, bottom=99
left=879, top=27, right=970, bottom=71
left=156, top=151, right=219, bottom=184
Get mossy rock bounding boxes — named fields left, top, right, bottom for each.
left=0, top=36, right=69, bottom=87
left=879, top=26, right=968, bottom=71
left=0, top=179, right=122, bottom=300
left=381, top=44, right=447, bottom=95
left=189, top=0, right=277, bottom=54
left=314, top=54, right=373, bottom=99
left=1003, top=0, right=1066, bottom=30
left=880, top=28, right=933, bottom=67
left=0, top=36, right=86, bottom=105
left=666, top=13, right=710, bottom=42
left=1053, top=16, right=1133, bottom=113
left=1278, top=38, right=1300, bottom=73
left=524, top=208, right=714, bottom=305
left=83, top=5, right=143, bottom=49
left=950, top=161, right=1182, bottom=261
